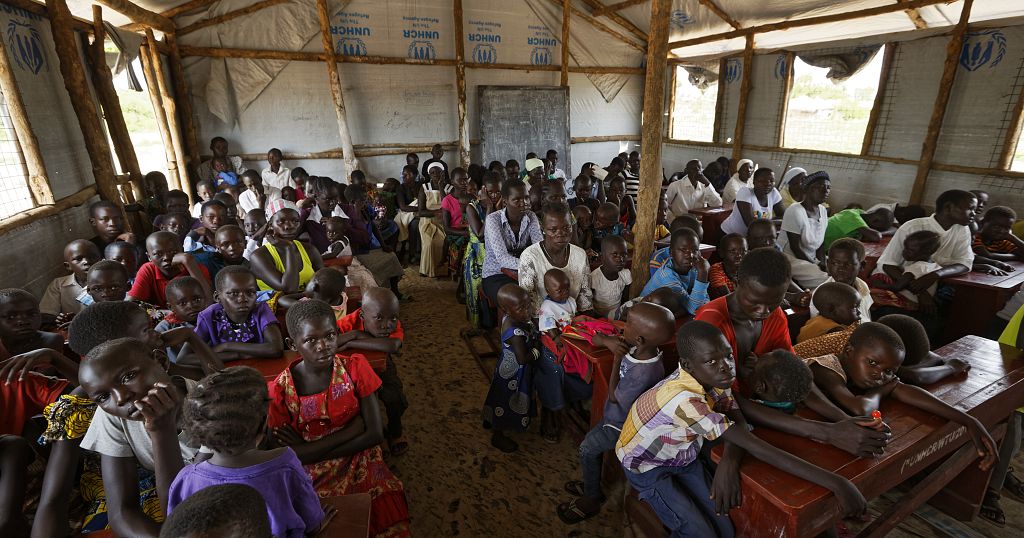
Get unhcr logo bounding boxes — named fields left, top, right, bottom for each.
left=670, top=11, right=693, bottom=28
left=336, top=38, right=367, bottom=56
left=531, top=47, right=551, bottom=66
left=774, top=54, right=788, bottom=79
left=7, top=20, right=45, bottom=74
left=473, top=44, right=497, bottom=64
left=408, top=41, right=436, bottom=61
left=960, top=30, right=1006, bottom=71
left=725, top=58, right=741, bottom=83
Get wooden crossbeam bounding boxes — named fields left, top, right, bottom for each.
left=178, top=0, right=292, bottom=36
left=593, top=0, right=648, bottom=17
left=544, top=0, right=644, bottom=52
left=163, top=0, right=218, bottom=19
left=897, top=0, right=929, bottom=29
left=92, top=0, right=175, bottom=33
left=668, top=0, right=954, bottom=50
left=698, top=0, right=742, bottom=30
left=578, top=0, right=648, bottom=42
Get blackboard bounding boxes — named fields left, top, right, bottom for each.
left=478, top=86, right=570, bottom=176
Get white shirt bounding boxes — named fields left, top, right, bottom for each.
left=722, top=177, right=753, bottom=204
left=721, top=187, right=782, bottom=235
left=518, top=243, right=594, bottom=313
left=898, top=261, right=943, bottom=300
left=873, top=215, right=975, bottom=274
left=538, top=296, right=577, bottom=332
left=238, top=186, right=281, bottom=215
left=665, top=179, right=723, bottom=221
left=191, top=201, right=204, bottom=218
left=779, top=203, right=828, bottom=262
left=591, top=266, right=632, bottom=316
left=810, top=276, right=874, bottom=319
left=262, top=166, right=292, bottom=191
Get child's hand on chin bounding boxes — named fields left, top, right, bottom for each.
left=136, top=382, right=182, bottom=432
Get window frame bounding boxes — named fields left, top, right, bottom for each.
left=667, top=63, right=723, bottom=145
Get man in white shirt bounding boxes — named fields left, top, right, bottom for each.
left=664, top=159, right=723, bottom=221
left=195, top=136, right=246, bottom=182
left=238, top=170, right=280, bottom=214
left=261, top=148, right=291, bottom=191
left=873, top=189, right=977, bottom=283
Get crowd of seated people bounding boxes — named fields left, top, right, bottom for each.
left=0, top=137, right=1022, bottom=537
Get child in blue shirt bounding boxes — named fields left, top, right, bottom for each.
left=642, top=228, right=710, bottom=315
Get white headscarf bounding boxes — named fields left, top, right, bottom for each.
left=779, top=167, right=807, bottom=191
left=729, top=159, right=756, bottom=185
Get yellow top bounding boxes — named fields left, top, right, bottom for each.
left=256, top=240, right=314, bottom=292
left=999, top=303, right=1024, bottom=348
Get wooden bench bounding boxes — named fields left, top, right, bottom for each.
left=703, top=335, right=1024, bottom=537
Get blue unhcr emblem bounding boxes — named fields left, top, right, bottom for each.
left=7, top=20, right=45, bottom=74
left=774, top=54, right=788, bottom=79
left=336, top=37, right=367, bottom=56
left=670, top=11, right=692, bottom=28
left=531, top=47, right=551, bottom=66
left=959, top=30, right=1006, bottom=71
left=473, top=43, right=497, bottom=64
left=725, top=58, right=741, bottom=83
left=408, top=41, right=436, bottom=61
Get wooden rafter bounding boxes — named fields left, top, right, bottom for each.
left=668, top=0, right=954, bottom=49
left=698, top=0, right=742, bottom=30
left=92, top=0, right=175, bottom=33
left=179, top=0, right=292, bottom=36
left=578, top=0, right=647, bottom=43
left=897, top=0, right=929, bottom=29
left=544, top=0, right=644, bottom=53
left=163, top=0, right=218, bottom=19
left=6, top=0, right=93, bottom=32
left=593, top=0, right=647, bottom=17
left=910, top=0, right=973, bottom=204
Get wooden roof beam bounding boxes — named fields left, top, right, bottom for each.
left=698, top=0, right=742, bottom=30
left=545, top=0, right=645, bottom=53
left=592, top=0, right=648, bottom=17
left=578, top=0, right=648, bottom=42
left=668, top=0, right=954, bottom=50
left=93, top=0, right=175, bottom=33
left=897, top=0, right=929, bottom=29
left=178, top=0, right=291, bottom=36
left=162, top=0, right=218, bottom=19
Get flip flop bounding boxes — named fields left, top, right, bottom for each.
left=980, top=490, right=1005, bottom=527
left=564, top=480, right=586, bottom=497
left=1003, top=469, right=1024, bottom=501
left=389, top=437, right=410, bottom=456
left=556, top=499, right=599, bottom=525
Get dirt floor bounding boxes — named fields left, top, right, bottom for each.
left=387, top=271, right=1024, bottom=537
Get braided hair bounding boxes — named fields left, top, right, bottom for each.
left=183, top=366, right=270, bottom=454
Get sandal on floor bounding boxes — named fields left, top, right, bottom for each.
left=1004, top=468, right=1024, bottom=500
left=389, top=437, right=410, bottom=456
left=980, top=489, right=1006, bottom=527
left=564, top=480, right=586, bottom=497
left=556, top=498, right=600, bottom=524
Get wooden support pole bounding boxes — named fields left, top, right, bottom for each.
left=165, top=34, right=201, bottom=170
left=731, top=35, right=754, bottom=166
left=0, top=25, right=53, bottom=206
left=698, top=0, right=743, bottom=30
left=667, top=65, right=677, bottom=138
left=910, top=0, right=973, bottom=205
left=145, top=28, right=191, bottom=195
left=713, top=57, right=726, bottom=142
left=668, top=0, right=952, bottom=50
left=139, top=42, right=181, bottom=191
left=897, top=0, right=929, bottom=29
left=87, top=5, right=142, bottom=202
left=560, top=0, right=571, bottom=87
left=999, top=78, right=1024, bottom=170
left=777, top=51, right=794, bottom=147
left=44, top=0, right=122, bottom=210
left=92, top=0, right=175, bottom=33
left=315, top=0, right=359, bottom=177
left=0, top=185, right=97, bottom=236
left=453, top=0, right=470, bottom=169
left=179, top=0, right=292, bottom=36
left=861, top=43, right=896, bottom=155
left=629, top=0, right=671, bottom=296
left=578, top=0, right=647, bottom=43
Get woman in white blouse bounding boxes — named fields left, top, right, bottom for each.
left=778, top=171, right=831, bottom=288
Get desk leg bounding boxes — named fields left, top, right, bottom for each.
left=856, top=422, right=1006, bottom=538
left=945, top=287, right=1001, bottom=343
left=928, top=420, right=1007, bottom=521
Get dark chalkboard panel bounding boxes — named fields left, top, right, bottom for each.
left=478, top=86, right=570, bottom=176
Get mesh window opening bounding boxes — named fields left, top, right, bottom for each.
left=0, top=91, right=34, bottom=221
left=670, top=65, right=718, bottom=143
left=782, top=47, right=886, bottom=155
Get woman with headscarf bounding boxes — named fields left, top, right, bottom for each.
left=721, top=158, right=755, bottom=204
left=251, top=199, right=324, bottom=310
left=779, top=167, right=808, bottom=210
left=779, top=171, right=832, bottom=288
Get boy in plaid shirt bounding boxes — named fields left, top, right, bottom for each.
left=616, top=321, right=867, bottom=537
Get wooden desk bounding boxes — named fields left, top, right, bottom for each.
left=942, top=261, right=1024, bottom=342
left=860, top=235, right=892, bottom=280
left=709, top=335, right=1024, bottom=537
left=689, top=203, right=733, bottom=245
left=321, top=493, right=372, bottom=537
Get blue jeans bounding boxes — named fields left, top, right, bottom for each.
left=534, top=347, right=592, bottom=411
left=625, top=459, right=735, bottom=538
left=579, top=424, right=620, bottom=499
